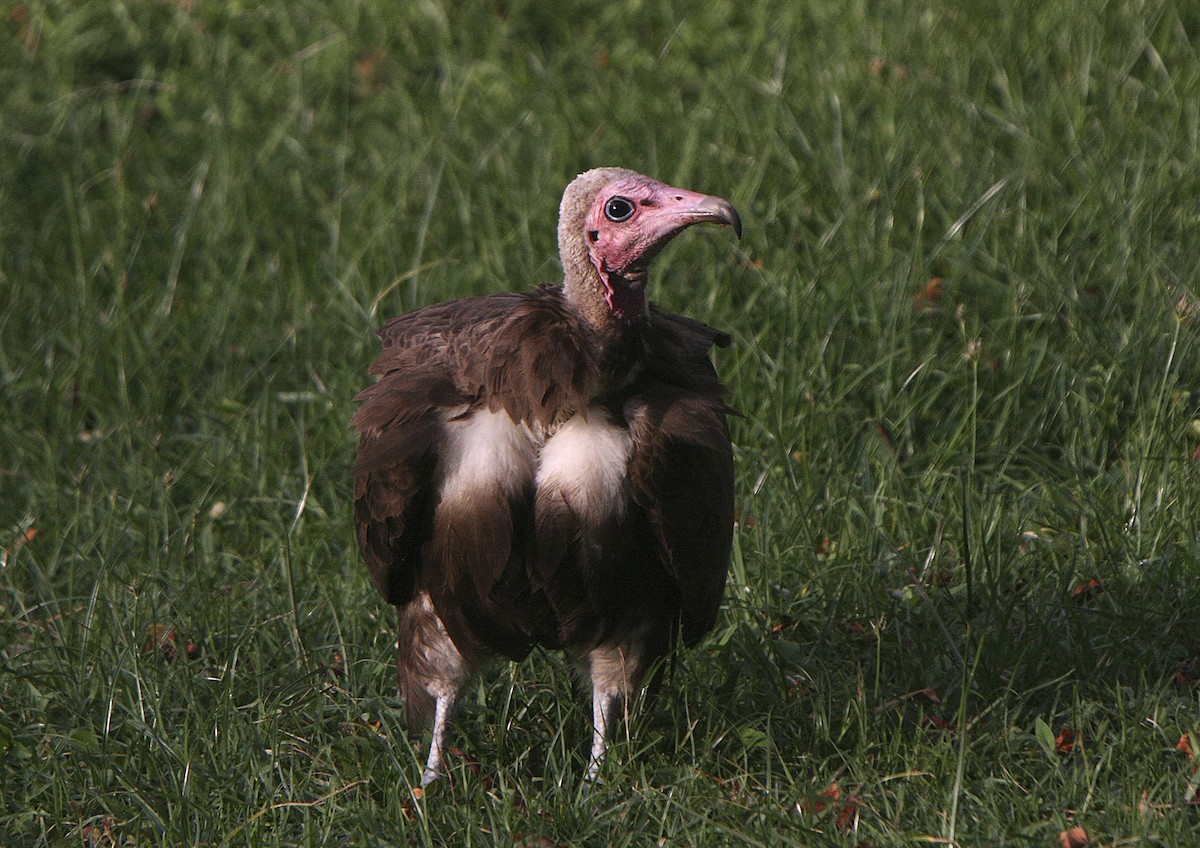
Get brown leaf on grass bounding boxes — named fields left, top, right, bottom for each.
left=1171, top=658, right=1199, bottom=689
left=913, top=277, right=943, bottom=312
left=325, top=651, right=346, bottom=677
left=878, top=687, right=941, bottom=711
left=1059, top=825, right=1090, bottom=848
left=449, top=747, right=480, bottom=775
left=922, top=713, right=954, bottom=732
left=81, top=815, right=118, bottom=848
left=799, top=783, right=861, bottom=833
left=876, top=422, right=898, bottom=453
left=3, top=525, right=38, bottom=567
left=734, top=507, right=757, bottom=529
left=1071, top=579, right=1104, bottom=604
left=799, top=782, right=839, bottom=814
left=835, top=795, right=859, bottom=832
left=145, top=623, right=179, bottom=662
left=1055, top=726, right=1078, bottom=754
left=875, top=421, right=913, bottom=463
left=354, top=49, right=388, bottom=88
left=144, top=624, right=200, bottom=663
left=1177, top=733, right=1195, bottom=760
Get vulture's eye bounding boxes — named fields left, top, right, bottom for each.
left=604, top=197, right=635, bottom=223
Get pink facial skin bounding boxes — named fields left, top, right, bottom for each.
left=584, top=175, right=741, bottom=319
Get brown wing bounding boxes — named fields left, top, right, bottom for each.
left=351, top=294, right=511, bottom=608
left=352, top=287, right=595, bottom=639
left=352, top=366, right=464, bottom=605
left=626, top=310, right=736, bottom=645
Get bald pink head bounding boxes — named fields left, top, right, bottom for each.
left=560, top=169, right=741, bottom=321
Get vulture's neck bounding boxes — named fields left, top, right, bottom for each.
left=557, top=168, right=644, bottom=353
left=562, top=263, right=637, bottom=353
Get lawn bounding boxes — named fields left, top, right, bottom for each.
left=2, top=0, right=1200, bottom=845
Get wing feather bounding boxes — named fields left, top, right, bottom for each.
left=626, top=309, right=736, bottom=645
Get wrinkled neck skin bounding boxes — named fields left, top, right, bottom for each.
left=558, top=168, right=646, bottom=349
left=565, top=264, right=646, bottom=360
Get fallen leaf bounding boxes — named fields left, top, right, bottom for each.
left=354, top=49, right=387, bottom=87
left=1172, top=658, right=1199, bottom=689
left=1071, top=579, right=1103, bottom=604
left=144, top=624, right=200, bottom=663
left=2, top=525, right=38, bottom=567
left=835, top=796, right=859, bottom=832
left=912, top=277, right=944, bottom=312
left=799, top=783, right=861, bottom=833
left=1059, top=825, right=1090, bottom=848
left=1055, top=726, right=1077, bottom=754
left=1177, top=733, right=1194, bottom=760
left=81, top=814, right=118, bottom=848
left=325, top=651, right=345, bottom=677
left=922, top=713, right=953, bottom=731
left=449, top=747, right=480, bottom=775
left=145, top=623, right=179, bottom=662
left=799, top=782, right=839, bottom=814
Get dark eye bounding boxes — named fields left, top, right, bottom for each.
left=604, top=196, right=635, bottom=222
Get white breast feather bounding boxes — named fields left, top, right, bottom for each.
left=439, top=409, right=537, bottom=504
left=535, top=408, right=633, bottom=523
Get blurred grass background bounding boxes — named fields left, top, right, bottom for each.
left=2, top=0, right=1199, bottom=844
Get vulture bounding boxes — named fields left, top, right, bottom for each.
left=352, top=167, right=741, bottom=786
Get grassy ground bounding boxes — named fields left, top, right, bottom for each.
left=3, top=0, right=1200, bottom=844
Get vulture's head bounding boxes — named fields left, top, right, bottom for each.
left=558, top=168, right=741, bottom=323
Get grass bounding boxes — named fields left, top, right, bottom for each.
left=2, top=0, right=1200, bottom=844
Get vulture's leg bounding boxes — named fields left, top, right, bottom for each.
left=422, top=689, right=459, bottom=786
left=397, top=593, right=469, bottom=787
left=583, top=642, right=646, bottom=782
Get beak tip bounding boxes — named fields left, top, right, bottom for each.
left=709, top=197, right=742, bottom=239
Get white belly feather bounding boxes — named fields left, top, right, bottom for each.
left=438, top=407, right=632, bottom=521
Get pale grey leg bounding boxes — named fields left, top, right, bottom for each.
left=587, top=683, right=618, bottom=782
left=585, top=641, right=647, bottom=783
left=421, top=689, right=458, bottom=786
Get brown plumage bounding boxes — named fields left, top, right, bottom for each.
left=352, top=167, right=741, bottom=785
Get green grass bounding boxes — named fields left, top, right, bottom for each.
left=3, top=0, right=1200, bottom=844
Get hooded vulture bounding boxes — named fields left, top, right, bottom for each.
left=352, top=167, right=741, bottom=785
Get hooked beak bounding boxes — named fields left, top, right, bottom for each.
left=658, top=188, right=743, bottom=239
left=683, top=193, right=743, bottom=239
